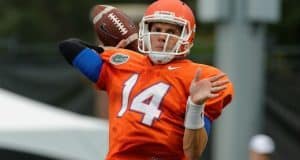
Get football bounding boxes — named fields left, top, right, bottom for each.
left=91, top=5, right=138, bottom=51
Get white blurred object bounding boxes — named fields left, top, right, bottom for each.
left=197, top=0, right=230, bottom=22
left=197, top=0, right=281, bottom=23
left=0, top=88, right=108, bottom=160
left=249, top=134, right=275, bottom=154
left=248, top=0, right=281, bottom=23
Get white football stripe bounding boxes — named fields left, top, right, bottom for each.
left=93, top=5, right=115, bottom=24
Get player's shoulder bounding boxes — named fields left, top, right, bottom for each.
left=197, top=63, right=224, bottom=76
left=100, top=48, right=147, bottom=71
left=175, top=59, right=224, bottom=77
left=101, top=48, right=145, bottom=62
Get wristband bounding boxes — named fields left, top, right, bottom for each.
left=184, top=97, right=205, bottom=129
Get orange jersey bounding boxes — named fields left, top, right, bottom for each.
left=97, top=48, right=234, bottom=160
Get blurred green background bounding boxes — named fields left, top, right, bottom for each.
left=0, top=0, right=299, bottom=160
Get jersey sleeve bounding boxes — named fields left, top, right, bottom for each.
left=96, top=48, right=147, bottom=90
left=201, top=65, right=234, bottom=121
left=205, top=80, right=233, bottom=121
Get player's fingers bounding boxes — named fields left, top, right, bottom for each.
left=211, top=86, right=227, bottom=92
left=208, top=93, right=219, bottom=98
left=116, top=39, right=128, bottom=48
left=212, top=80, right=229, bottom=87
left=192, top=69, right=202, bottom=82
left=209, top=73, right=226, bottom=82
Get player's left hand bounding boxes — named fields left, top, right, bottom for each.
left=189, top=69, right=229, bottom=105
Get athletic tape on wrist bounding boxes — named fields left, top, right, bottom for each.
left=184, top=97, right=205, bottom=129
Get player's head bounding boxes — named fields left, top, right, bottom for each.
left=138, top=0, right=196, bottom=64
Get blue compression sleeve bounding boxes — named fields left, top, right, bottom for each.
left=72, top=48, right=103, bottom=82
left=204, top=116, right=212, bottom=135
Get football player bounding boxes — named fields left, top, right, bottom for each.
left=58, top=0, right=234, bottom=159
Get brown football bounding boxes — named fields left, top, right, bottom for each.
left=91, top=5, right=138, bottom=51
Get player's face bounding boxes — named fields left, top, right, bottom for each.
left=149, top=22, right=182, bottom=53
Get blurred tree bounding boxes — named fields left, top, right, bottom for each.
left=269, top=0, right=300, bottom=44
left=0, top=0, right=100, bottom=43
left=0, top=0, right=298, bottom=47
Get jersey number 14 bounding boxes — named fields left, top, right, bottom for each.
left=117, top=74, right=170, bottom=126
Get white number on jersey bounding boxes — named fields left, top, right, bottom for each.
left=117, top=74, right=170, bottom=126
left=118, top=74, right=138, bottom=117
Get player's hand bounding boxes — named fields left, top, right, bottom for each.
left=189, top=69, right=229, bottom=105
left=115, top=39, right=129, bottom=48
left=97, top=39, right=128, bottom=50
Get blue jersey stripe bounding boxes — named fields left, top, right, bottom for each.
left=204, top=116, right=212, bottom=135
left=72, top=48, right=103, bottom=82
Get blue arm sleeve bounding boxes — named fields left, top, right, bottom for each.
left=204, top=116, right=212, bottom=135
left=72, top=48, right=103, bottom=82
left=58, top=38, right=104, bottom=83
